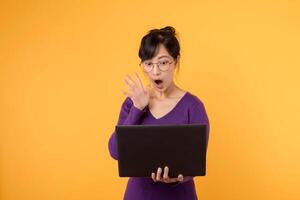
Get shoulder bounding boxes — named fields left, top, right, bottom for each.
left=185, top=91, right=209, bottom=122
left=185, top=91, right=205, bottom=108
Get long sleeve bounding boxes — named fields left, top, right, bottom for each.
left=108, top=97, right=147, bottom=160
left=172, top=98, right=210, bottom=186
left=189, top=99, right=210, bottom=152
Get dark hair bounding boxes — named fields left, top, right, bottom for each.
left=138, top=26, right=180, bottom=63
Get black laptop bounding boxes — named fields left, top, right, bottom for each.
left=115, top=123, right=207, bottom=178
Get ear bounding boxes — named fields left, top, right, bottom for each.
left=174, top=56, right=180, bottom=67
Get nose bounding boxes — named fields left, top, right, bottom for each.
left=152, top=64, right=161, bottom=75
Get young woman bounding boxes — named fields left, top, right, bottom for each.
left=108, top=26, right=210, bottom=200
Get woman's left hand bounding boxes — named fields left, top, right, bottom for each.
left=151, top=166, right=184, bottom=183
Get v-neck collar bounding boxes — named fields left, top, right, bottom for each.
left=148, top=91, right=189, bottom=120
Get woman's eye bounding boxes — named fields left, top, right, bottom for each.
left=160, top=61, right=168, bottom=65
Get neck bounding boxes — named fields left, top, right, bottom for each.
left=153, top=81, right=178, bottom=100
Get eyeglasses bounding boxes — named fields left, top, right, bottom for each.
left=139, top=59, right=174, bottom=72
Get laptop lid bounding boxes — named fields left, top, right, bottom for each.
left=115, top=123, right=207, bottom=178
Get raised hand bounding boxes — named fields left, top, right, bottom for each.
left=123, top=72, right=151, bottom=110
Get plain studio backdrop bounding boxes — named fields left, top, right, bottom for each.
left=0, top=1, right=299, bottom=200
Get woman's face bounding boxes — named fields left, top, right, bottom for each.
left=141, top=44, right=177, bottom=92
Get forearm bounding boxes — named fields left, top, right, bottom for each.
left=108, top=104, right=147, bottom=160
left=122, top=105, right=147, bottom=125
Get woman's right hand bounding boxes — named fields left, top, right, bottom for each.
left=122, top=72, right=150, bottom=110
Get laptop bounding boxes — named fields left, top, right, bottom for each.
left=115, top=123, right=207, bottom=178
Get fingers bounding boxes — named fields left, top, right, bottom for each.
left=151, top=166, right=182, bottom=184
left=163, top=166, right=169, bottom=180
left=124, top=72, right=145, bottom=91
left=156, top=167, right=162, bottom=181
left=134, top=72, right=144, bottom=90
left=151, top=172, right=156, bottom=182
left=124, top=75, right=136, bottom=90
left=123, top=74, right=138, bottom=98
left=167, top=174, right=183, bottom=183
left=178, top=174, right=184, bottom=182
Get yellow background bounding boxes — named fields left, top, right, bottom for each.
left=1, top=0, right=299, bottom=199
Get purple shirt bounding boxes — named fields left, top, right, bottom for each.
left=108, top=91, right=210, bottom=200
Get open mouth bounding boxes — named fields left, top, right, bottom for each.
left=154, top=79, right=163, bottom=85
left=154, top=79, right=164, bottom=88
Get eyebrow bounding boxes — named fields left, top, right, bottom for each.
left=144, top=55, right=171, bottom=62
left=157, top=55, right=171, bottom=59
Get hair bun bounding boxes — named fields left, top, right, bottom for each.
left=160, top=26, right=176, bottom=35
